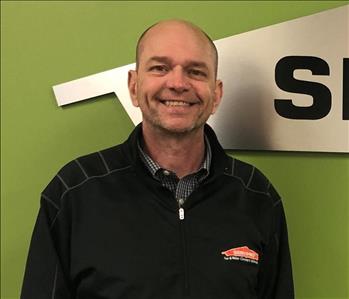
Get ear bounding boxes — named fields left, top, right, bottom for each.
left=128, top=70, right=139, bottom=107
left=211, top=80, right=223, bottom=114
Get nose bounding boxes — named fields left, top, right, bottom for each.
left=166, top=66, right=190, bottom=93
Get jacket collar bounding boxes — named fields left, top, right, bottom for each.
left=121, top=123, right=231, bottom=179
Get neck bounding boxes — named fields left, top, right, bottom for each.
left=142, top=124, right=206, bottom=179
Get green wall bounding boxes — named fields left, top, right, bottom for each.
left=1, top=1, right=348, bottom=298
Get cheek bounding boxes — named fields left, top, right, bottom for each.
left=139, top=78, right=163, bottom=96
left=200, top=86, right=217, bottom=107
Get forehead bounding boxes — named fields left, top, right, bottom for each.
left=138, top=22, right=215, bottom=66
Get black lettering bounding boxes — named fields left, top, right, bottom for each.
left=274, top=56, right=331, bottom=120
left=343, top=58, right=349, bottom=120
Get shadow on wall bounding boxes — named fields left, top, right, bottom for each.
left=209, top=62, right=273, bottom=150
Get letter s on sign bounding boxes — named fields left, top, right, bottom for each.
left=274, top=56, right=332, bottom=120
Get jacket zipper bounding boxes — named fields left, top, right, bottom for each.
left=178, top=199, right=189, bottom=295
left=179, top=207, right=185, bottom=220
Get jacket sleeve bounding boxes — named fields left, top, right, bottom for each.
left=21, top=191, right=74, bottom=298
left=257, top=185, right=295, bottom=299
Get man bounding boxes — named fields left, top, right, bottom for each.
left=21, top=20, right=294, bottom=298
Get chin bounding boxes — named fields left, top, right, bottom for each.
left=144, top=115, right=206, bottom=136
left=157, top=121, right=202, bottom=136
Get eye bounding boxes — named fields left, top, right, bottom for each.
left=149, top=65, right=168, bottom=73
left=188, top=69, right=207, bottom=78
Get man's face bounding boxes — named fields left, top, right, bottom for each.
left=128, top=21, right=223, bottom=135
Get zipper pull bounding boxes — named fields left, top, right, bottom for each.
left=179, top=207, right=185, bottom=220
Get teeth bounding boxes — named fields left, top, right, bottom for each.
left=163, top=100, right=190, bottom=107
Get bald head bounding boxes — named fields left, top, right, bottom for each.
left=135, top=20, right=218, bottom=77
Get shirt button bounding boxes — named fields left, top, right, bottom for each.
left=178, top=198, right=185, bottom=206
left=163, top=170, right=170, bottom=176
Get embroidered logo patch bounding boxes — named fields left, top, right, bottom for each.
left=221, top=246, right=259, bottom=264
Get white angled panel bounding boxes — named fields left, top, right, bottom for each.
left=53, top=5, right=349, bottom=153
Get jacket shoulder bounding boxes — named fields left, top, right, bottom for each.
left=225, top=156, right=280, bottom=203
left=41, top=144, right=128, bottom=209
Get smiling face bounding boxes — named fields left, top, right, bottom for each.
left=128, top=20, right=223, bottom=136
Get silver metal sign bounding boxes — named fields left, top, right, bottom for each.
left=53, top=5, right=349, bottom=153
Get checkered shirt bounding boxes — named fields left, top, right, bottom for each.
left=138, top=136, right=211, bottom=207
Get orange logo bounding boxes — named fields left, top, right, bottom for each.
left=221, top=246, right=259, bottom=264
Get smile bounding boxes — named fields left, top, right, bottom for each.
left=159, top=98, right=198, bottom=107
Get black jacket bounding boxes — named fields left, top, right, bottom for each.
left=21, top=124, right=294, bottom=299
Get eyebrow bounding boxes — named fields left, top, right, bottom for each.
left=147, top=56, right=171, bottom=64
left=147, top=56, right=209, bottom=70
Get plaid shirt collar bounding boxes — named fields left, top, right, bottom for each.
left=138, top=135, right=211, bottom=181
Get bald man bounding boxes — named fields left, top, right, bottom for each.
left=21, top=20, right=294, bottom=299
